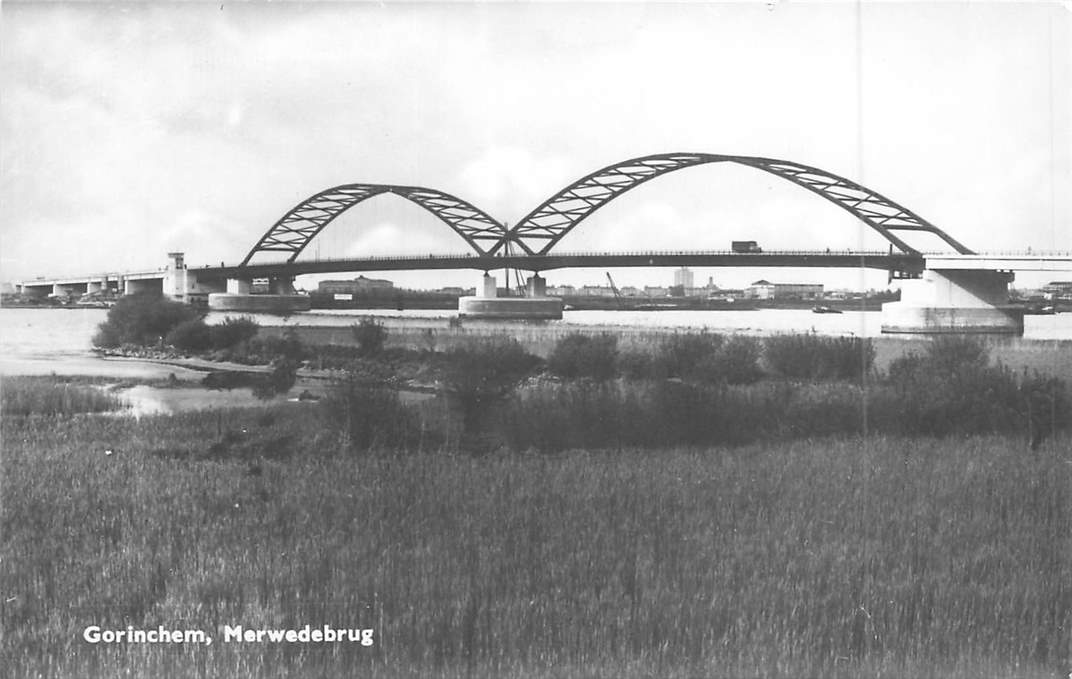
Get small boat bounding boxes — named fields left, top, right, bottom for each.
left=1022, top=304, right=1056, bottom=315
left=812, top=305, right=842, bottom=314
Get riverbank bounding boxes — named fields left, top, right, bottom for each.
left=4, top=318, right=1071, bottom=385
left=256, top=320, right=1072, bottom=382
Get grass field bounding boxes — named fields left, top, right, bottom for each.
left=3, top=404, right=1069, bottom=678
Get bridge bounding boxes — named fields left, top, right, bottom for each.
left=16, top=152, right=1072, bottom=333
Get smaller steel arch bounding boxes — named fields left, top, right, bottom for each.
left=241, top=184, right=507, bottom=266
left=506, top=153, right=974, bottom=256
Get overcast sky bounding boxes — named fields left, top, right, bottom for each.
left=1, top=1, right=1069, bottom=291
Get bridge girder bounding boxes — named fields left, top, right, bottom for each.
left=240, top=184, right=507, bottom=266
left=506, top=153, right=975, bottom=256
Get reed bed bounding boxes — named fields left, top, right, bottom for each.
left=3, top=407, right=1069, bottom=678
left=2, top=375, right=124, bottom=416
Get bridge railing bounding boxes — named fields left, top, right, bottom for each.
left=215, top=249, right=905, bottom=267
left=921, top=250, right=1072, bottom=258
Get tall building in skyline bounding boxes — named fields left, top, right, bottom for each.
left=673, top=267, right=694, bottom=289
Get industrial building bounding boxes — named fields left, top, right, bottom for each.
left=746, top=280, right=824, bottom=300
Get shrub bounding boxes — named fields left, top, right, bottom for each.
left=921, top=335, right=990, bottom=377
left=319, top=377, right=419, bottom=453
left=441, top=338, right=540, bottom=435
left=93, top=293, right=201, bottom=347
left=658, top=333, right=724, bottom=378
left=764, top=334, right=874, bottom=380
left=498, top=381, right=647, bottom=452
left=245, top=328, right=306, bottom=365
left=210, top=316, right=259, bottom=350
left=547, top=333, right=618, bottom=380
left=91, top=323, right=121, bottom=349
left=695, top=335, right=763, bottom=385
left=351, top=318, right=387, bottom=356
left=251, top=358, right=300, bottom=400
left=201, top=371, right=258, bottom=390
left=498, top=380, right=785, bottom=452
left=165, top=318, right=212, bottom=352
left=617, top=349, right=665, bottom=380
left=615, top=333, right=723, bottom=380
left=879, top=336, right=1071, bottom=439
left=1020, top=373, right=1072, bottom=446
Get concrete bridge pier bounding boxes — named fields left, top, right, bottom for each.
left=208, top=274, right=310, bottom=313
left=268, top=276, right=296, bottom=295
left=881, top=269, right=1025, bottom=334
left=226, top=278, right=252, bottom=295
left=526, top=273, right=547, bottom=297
left=458, top=272, right=563, bottom=319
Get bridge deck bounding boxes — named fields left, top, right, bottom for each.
left=19, top=250, right=1072, bottom=289
left=205, top=250, right=923, bottom=279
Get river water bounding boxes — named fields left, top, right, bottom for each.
left=1, top=305, right=1070, bottom=377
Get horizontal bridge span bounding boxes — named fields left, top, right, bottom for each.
left=195, top=250, right=924, bottom=279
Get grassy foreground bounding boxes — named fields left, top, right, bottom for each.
left=3, top=406, right=1070, bottom=678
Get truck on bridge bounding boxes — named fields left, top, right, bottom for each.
left=732, top=240, right=763, bottom=254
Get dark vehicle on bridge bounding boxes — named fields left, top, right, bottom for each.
left=732, top=240, right=762, bottom=253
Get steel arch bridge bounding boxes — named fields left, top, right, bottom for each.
left=240, top=184, right=507, bottom=266
left=241, top=153, right=974, bottom=266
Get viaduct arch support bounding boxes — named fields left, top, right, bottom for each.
left=507, top=152, right=975, bottom=257
left=241, top=184, right=508, bottom=266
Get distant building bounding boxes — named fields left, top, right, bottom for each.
left=747, top=280, right=775, bottom=300
left=644, top=285, right=670, bottom=297
left=673, top=267, right=694, bottom=289
left=318, top=276, right=395, bottom=295
left=1042, top=281, right=1072, bottom=299
left=709, top=288, right=744, bottom=301
left=746, top=280, right=823, bottom=300
left=579, top=285, right=616, bottom=297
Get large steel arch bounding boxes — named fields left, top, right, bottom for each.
left=241, top=184, right=506, bottom=265
left=506, top=153, right=974, bottom=256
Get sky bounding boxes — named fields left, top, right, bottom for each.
left=1, top=1, right=1070, bottom=292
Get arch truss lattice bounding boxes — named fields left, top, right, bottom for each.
left=241, top=184, right=507, bottom=265
left=506, top=153, right=974, bottom=256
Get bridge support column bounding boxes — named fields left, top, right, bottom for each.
left=881, top=269, right=1024, bottom=334
left=269, top=276, right=295, bottom=295
left=458, top=272, right=562, bottom=319
left=526, top=274, right=547, bottom=297
left=209, top=275, right=310, bottom=313
left=226, top=278, right=251, bottom=295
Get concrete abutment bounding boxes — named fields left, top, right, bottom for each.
left=881, top=269, right=1025, bottom=335
left=458, top=273, right=563, bottom=319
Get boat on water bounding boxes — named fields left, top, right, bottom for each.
left=811, top=305, right=843, bottom=314
left=1022, top=304, right=1057, bottom=315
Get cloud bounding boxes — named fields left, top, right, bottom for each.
left=1, top=1, right=1068, bottom=290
